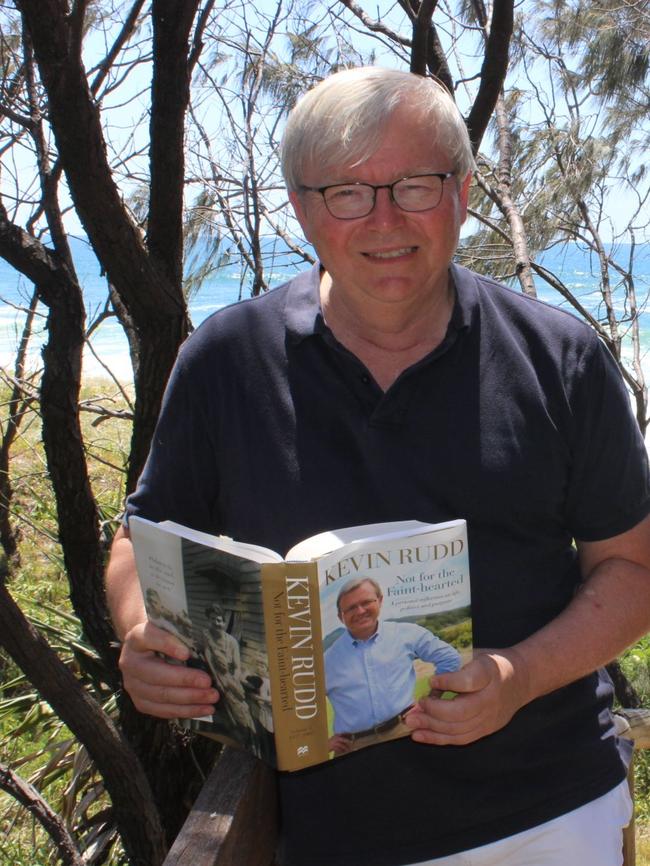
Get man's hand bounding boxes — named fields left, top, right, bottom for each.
left=404, top=650, right=530, bottom=746
left=328, top=733, right=354, bottom=755
left=119, top=620, right=219, bottom=719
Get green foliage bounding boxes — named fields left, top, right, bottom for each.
left=0, top=601, right=123, bottom=864
left=620, top=638, right=650, bottom=830
left=438, top=618, right=473, bottom=650
left=1, top=379, right=131, bottom=863
left=621, top=635, right=650, bottom=706
left=545, top=0, right=650, bottom=108
left=183, top=188, right=232, bottom=303
left=415, top=607, right=473, bottom=650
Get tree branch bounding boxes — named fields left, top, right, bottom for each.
left=337, top=0, right=411, bottom=47
left=466, top=0, right=513, bottom=151
left=188, top=0, right=218, bottom=74
left=148, top=0, right=203, bottom=287
left=0, top=581, right=167, bottom=866
left=16, top=0, right=185, bottom=325
left=90, top=0, right=147, bottom=96
left=0, top=763, right=85, bottom=866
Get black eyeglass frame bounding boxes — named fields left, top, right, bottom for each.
left=299, top=171, right=456, bottom=220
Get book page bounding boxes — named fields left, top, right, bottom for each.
left=285, top=518, right=446, bottom=561
left=161, top=520, right=284, bottom=564
left=130, top=516, right=277, bottom=757
left=130, top=516, right=191, bottom=638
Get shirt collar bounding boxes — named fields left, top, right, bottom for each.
left=347, top=621, right=383, bottom=647
left=449, top=262, right=476, bottom=333
left=284, top=263, right=323, bottom=344
left=283, top=260, right=477, bottom=346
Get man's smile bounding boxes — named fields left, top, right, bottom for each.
left=362, top=246, right=417, bottom=260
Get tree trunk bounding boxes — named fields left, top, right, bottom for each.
left=0, top=216, right=116, bottom=669
left=17, top=0, right=192, bottom=490
left=14, top=3, right=220, bottom=845
left=466, top=0, right=514, bottom=152
left=607, top=660, right=642, bottom=709
left=0, top=289, right=37, bottom=562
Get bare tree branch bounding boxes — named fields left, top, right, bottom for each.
left=0, top=581, right=167, bottom=866
left=148, top=0, right=203, bottom=287
left=90, top=0, right=147, bottom=96
left=466, top=0, right=513, bottom=150
left=0, top=763, right=85, bottom=866
left=337, top=0, right=411, bottom=47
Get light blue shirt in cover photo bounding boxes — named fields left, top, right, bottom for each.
left=324, top=620, right=461, bottom=734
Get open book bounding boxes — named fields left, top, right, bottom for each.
left=129, top=516, right=472, bottom=771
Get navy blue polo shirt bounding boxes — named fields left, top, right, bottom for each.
left=127, top=262, right=650, bottom=866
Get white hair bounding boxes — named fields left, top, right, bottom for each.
left=336, top=577, right=383, bottom=613
left=280, top=66, right=475, bottom=192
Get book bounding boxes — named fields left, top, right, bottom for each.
left=129, top=515, right=472, bottom=771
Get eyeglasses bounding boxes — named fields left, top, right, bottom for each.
left=340, top=597, right=380, bottom=616
left=300, top=172, right=455, bottom=220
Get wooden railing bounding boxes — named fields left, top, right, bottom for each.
left=618, top=708, right=650, bottom=866
left=162, top=748, right=278, bottom=866
left=163, top=709, right=650, bottom=866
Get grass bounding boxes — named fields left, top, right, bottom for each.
left=621, top=637, right=650, bottom=862
left=637, top=827, right=650, bottom=865
left=1, top=376, right=132, bottom=865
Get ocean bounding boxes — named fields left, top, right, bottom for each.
left=1, top=237, right=649, bottom=383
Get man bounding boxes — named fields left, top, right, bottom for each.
left=106, top=66, right=650, bottom=866
left=325, top=577, right=460, bottom=755
left=201, top=603, right=257, bottom=746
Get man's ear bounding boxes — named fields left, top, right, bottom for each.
left=289, top=190, right=312, bottom=243
left=458, top=172, right=472, bottom=225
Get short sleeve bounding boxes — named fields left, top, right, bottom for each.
left=125, top=342, right=221, bottom=534
left=565, top=336, right=650, bottom=540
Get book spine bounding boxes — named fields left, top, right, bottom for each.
left=261, top=562, right=329, bottom=771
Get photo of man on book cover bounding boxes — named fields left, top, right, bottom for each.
left=322, top=576, right=470, bottom=756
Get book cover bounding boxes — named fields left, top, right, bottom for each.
left=129, top=516, right=472, bottom=771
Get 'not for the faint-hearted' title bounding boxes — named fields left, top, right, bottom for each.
left=324, top=538, right=465, bottom=584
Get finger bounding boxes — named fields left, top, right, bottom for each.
left=131, top=695, right=218, bottom=719
left=408, top=695, right=493, bottom=739
left=119, top=648, right=217, bottom=710
left=401, top=704, right=420, bottom=721
left=411, top=691, right=482, bottom=725
left=129, top=621, right=193, bottom=661
left=430, top=658, right=493, bottom=695
left=123, top=651, right=215, bottom=688
left=404, top=690, right=490, bottom=742
left=128, top=679, right=219, bottom=718
left=410, top=721, right=487, bottom=747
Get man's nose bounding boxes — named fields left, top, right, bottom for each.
left=367, top=186, right=405, bottom=227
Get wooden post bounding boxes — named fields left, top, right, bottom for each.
left=617, top=709, right=650, bottom=866
left=163, top=747, right=278, bottom=866
left=623, top=757, right=636, bottom=866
